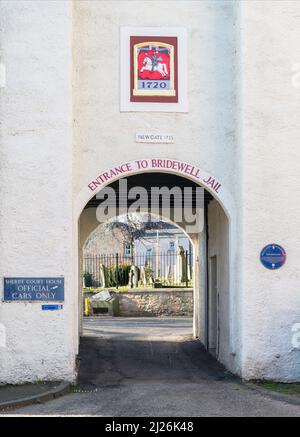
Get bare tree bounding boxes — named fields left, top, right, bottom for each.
left=104, top=213, right=167, bottom=258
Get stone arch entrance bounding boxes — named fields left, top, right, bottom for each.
left=75, top=159, right=236, bottom=372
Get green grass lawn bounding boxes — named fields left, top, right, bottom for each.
left=83, top=284, right=193, bottom=294
left=256, top=382, right=300, bottom=396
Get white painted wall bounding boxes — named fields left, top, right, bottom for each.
left=208, top=200, right=230, bottom=366
left=73, top=0, right=241, bottom=375
left=0, top=0, right=241, bottom=383
left=72, top=1, right=240, bottom=199
left=3, top=0, right=300, bottom=384
left=0, top=1, right=75, bottom=383
left=240, top=1, right=300, bottom=381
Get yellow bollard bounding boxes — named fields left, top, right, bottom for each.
left=84, top=297, right=89, bottom=317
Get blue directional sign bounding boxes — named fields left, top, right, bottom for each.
left=3, top=277, right=64, bottom=302
left=260, top=245, right=286, bottom=270
left=42, top=305, right=63, bottom=311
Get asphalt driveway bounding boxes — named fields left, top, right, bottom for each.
left=2, top=317, right=300, bottom=417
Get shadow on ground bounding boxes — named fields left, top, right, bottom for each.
left=77, top=317, right=234, bottom=391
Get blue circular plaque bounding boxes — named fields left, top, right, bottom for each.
left=260, top=244, right=286, bottom=270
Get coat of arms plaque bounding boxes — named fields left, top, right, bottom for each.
left=130, top=36, right=178, bottom=103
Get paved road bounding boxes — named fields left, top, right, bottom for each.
left=2, top=317, right=300, bottom=417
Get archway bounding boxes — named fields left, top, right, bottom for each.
left=82, top=211, right=195, bottom=323
left=74, top=159, right=236, bottom=372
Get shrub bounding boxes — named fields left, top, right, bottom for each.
left=107, top=264, right=131, bottom=287
left=117, top=264, right=132, bottom=286
left=99, top=264, right=132, bottom=288
left=84, top=272, right=93, bottom=288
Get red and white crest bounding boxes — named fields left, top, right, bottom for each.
left=138, top=48, right=171, bottom=81
left=130, top=37, right=178, bottom=103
